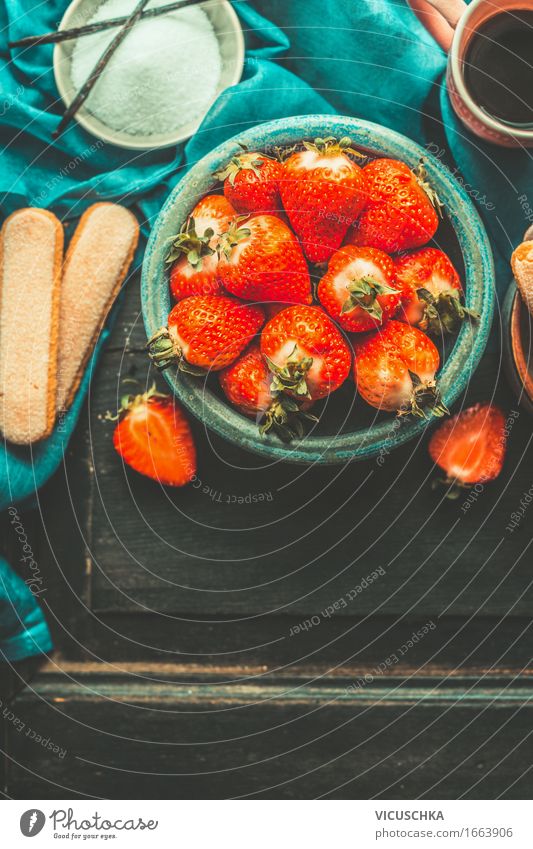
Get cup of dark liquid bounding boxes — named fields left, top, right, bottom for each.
left=409, top=0, right=533, bottom=147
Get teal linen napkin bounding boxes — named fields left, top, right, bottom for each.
left=0, top=556, right=52, bottom=661
left=1, top=0, right=531, bottom=661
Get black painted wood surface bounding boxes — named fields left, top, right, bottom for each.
left=2, top=274, right=532, bottom=799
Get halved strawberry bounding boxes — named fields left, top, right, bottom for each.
left=394, top=247, right=478, bottom=335
left=260, top=305, right=352, bottom=401
left=216, top=150, right=283, bottom=215
left=429, top=403, right=506, bottom=492
left=111, top=387, right=196, bottom=487
left=219, top=343, right=316, bottom=440
left=217, top=215, right=312, bottom=305
left=147, top=295, right=264, bottom=373
left=279, top=136, right=367, bottom=264
left=167, top=195, right=236, bottom=301
left=350, top=158, right=439, bottom=253
left=317, top=245, right=401, bottom=332
left=353, top=319, right=447, bottom=417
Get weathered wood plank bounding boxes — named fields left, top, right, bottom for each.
left=5, top=668, right=533, bottom=799
left=83, top=351, right=533, bottom=617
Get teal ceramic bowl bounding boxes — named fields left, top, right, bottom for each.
left=142, top=115, right=494, bottom=465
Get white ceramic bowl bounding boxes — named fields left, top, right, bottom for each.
left=53, top=0, right=244, bottom=150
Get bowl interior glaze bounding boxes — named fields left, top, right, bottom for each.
left=142, top=116, right=495, bottom=465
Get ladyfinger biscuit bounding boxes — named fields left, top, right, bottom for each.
left=0, top=208, right=63, bottom=445
left=56, top=203, right=139, bottom=412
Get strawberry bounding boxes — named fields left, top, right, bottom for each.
left=167, top=195, right=236, bottom=302
left=216, top=150, right=283, bottom=215
left=279, top=136, right=366, bottom=264
left=260, top=305, right=352, bottom=401
left=353, top=319, right=447, bottom=417
left=219, top=343, right=316, bottom=440
left=350, top=158, right=439, bottom=253
left=217, top=215, right=312, bottom=305
left=147, top=295, right=264, bottom=373
left=429, top=403, right=506, bottom=493
left=394, top=247, right=478, bottom=335
left=317, top=245, right=401, bottom=332
left=111, top=386, right=196, bottom=487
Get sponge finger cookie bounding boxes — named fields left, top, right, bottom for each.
left=56, top=202, right=139, bottom=412
left=0, top=208, right=63, bottom=445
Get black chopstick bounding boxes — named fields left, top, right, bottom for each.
left=9, top=0, right=201, bottom=49
left=52, top=0, right=150, bottom=138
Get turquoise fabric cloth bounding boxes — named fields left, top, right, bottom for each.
left=0, top=556, right=52, bottom=661
left=1, top=0, right=532, bottom=660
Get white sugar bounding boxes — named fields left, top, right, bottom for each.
left=70, top=0, right=221, bottom=137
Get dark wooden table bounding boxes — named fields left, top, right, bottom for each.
left=2, top=275, right=532, bottom=799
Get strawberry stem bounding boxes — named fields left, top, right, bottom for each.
left=399, top=372, right=449, bottom=419
left=418, top=288, right=479, bottom=336
left=215, top=154, right=266, bottom=186
left=104, top=381, right=169, bottom=422
left=431, top=476, right=470, bottom=500
left=342, top=275, right=396, bottom=320
left=414, top=159, right=444, bottom=215
left=146, top=327, right=182, bottom=370
left=165, top=217, right=215, bottom=268
left=218, top=218, right=251, bottom=260
left=302, top=135, right=366, bottom=161
left=264, top=345, right=313, bottom=399
left=259, top=394, right=318, bottom=442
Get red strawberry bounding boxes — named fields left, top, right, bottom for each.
left=217, top=215, right=312, bottom=305
left=147, top=295, right=264, bottom=373
left=219, top=343, right=316, bottom=440
left=317, top=245, right=401, bottom=332
left=167, top=195, right=236, bottom=301
left=353, top=319, right=447, bottom=417
left=261, top=305, right=352, bottom=401
left=216, top=151, right=283, bottom=215
left=279, top=136, right=366, bottom=264
left=429, top=403, right=506, bottom=491
left=350, top=158, right=439, bottom=253
left=111, top=387, right=196, bottom=487
left=394, top=247, right=478, bottom=335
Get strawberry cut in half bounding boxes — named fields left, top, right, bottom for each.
left=350, top=158, right=440, bottom=253
left=318, top=245, right=401, bottom=332
left=353, top=319, right=447, bottom=417
left=110, top=386, right=197, bottom=487
left=279, top=136, right=367, bottom=264
left=217, top=214, right=312, bottom=305
left=167, top=195, right=236, bottom=302
left=219, top=344, right=317, bottom=441
left=216, top=150, right=283, bottom=216
left=394, top=247, right=479, bottom=336
left=261, top=305, right=352, bottom=402
left=428, top=403, right=507, bottom=496
left=147, top=295, right=264, bottom=374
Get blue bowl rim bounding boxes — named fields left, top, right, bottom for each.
left=141, top=115, right=495, bottom=466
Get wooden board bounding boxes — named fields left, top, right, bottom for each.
left=5, top=667, right=533, bottom=799
left=2, top=273, right=533, bottom=799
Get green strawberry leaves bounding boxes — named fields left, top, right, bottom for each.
left=259, top=394, right=318, bottom=442
left=215, top=154, right=265, bottom=186
left=166, top=217, right=215, bottom=268
left=417, top=288, right=480, bottom=336
left=342, top=275, right=397, bottom=320
left=264, top=345, right=313, bottom=399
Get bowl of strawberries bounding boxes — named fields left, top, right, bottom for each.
left=142, top=115, right=494, bottom=465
